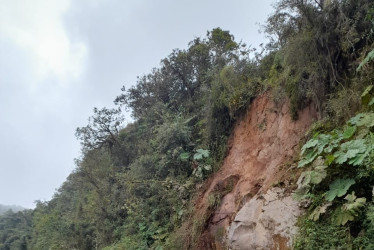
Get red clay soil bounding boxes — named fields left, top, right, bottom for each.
left=194, top=92, right=318, bottom=249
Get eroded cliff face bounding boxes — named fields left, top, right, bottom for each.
left=195, top=93, right=317, bottom=249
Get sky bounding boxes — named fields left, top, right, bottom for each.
left=0, top=0, right=275, bottom=208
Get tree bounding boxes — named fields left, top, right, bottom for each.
left=0, top=210, right=32, bottom=250
left=207, top=28, right=239, bottom=66
left=264, top=0, right=374, bottom=117
left=75, top=107, right=124, bottom=150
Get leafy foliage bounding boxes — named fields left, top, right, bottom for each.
left=334, top=139, right=367, bottom=165
left=0, top=210, right=32, bottom=250
left=325, top=179, right=355, bottom=202
left=298, top=134, right=332, bottom=168
left=361, top=85, right=374, bottom=107
left=309, top=202, right=332, bottom=221
left=193, top=149, right=210, bottom=160
left=342, top=125, right=356, bottom=139
left=357, top=49, right=374, bottom=72
left=0, top=27, right=262, bottom=249
left=2, top=0, right=374, bottom=248
left=0, top=205, right=24, bottom=216
left=295, top=95, right=374, bottom=247
left=75, top=107, right=124, bottom=150
left=294, top=216, right=353, bottom=249
left=333, top=192, right=366, bottom=226
left=192, top=149, right=211, bottom=179
left=265, top=0, right=374, bottom=118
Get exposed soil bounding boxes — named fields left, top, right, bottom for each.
left=194, top=92, right=318, bottom=249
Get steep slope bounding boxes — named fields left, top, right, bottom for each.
left=194, top=92, right=318, bottom=249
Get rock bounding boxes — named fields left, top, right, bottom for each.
left=227, top=188, right=302, bottom=250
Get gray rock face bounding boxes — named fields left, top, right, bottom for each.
left=227, top=188, right=301, bottom=250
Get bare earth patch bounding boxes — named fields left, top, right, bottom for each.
left=194, top=92, right=317, bottom=249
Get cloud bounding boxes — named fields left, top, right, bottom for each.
left=0, top=0, right=274, bottom=208
left=0, top=0, right=88, bottom=208
left=0, top=0, right=87, bottom=81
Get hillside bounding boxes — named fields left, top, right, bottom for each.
left=0, top=205, right=25, bottom=216
left=192, top=93, right=317, bottom=249
left=1, top=0, right=374, bottom=249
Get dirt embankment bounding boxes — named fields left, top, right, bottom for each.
left=195, top=92, right=318, bottom=249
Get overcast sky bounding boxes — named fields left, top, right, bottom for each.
left=0, top=0, right=274, bottom=208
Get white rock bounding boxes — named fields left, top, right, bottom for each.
left=227, top=188, right=302, bottom=249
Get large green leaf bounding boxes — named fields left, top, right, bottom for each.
left=343, top=192, right=366, bottom=216
left=333, top=192, right=366, bottom=225
left=342, top=125, right=356, bottom=139
left=310, top=166, right=328, bottom=184
left=357, top=113, right=374, bottom=127
left=325, top=179, right=355, bottom=202
left=333, top=139, right=367, bottom=164
left=316, top=134, right=332, bottom=154
left=333, top=208, right=354, bottom=226
left=341, top=139, right=367, bottom=153
left=179, top=152, right=190, bottom=161
left=349, top=113, right=365, bottom=125
left=193, top=149, right=210, bottom=160
left=301, top=138, right=318, bottom=155
left=349, top=113, right=374, bottom=128
left=296, top=160, right=327, bottom=193
left=323, top=133, right=342, bottom=153
left=298, top=149, right=318, bottom=168
left=348, top=152, right=367, bottom=166
left=299, top=134, right=332, bottom=168
left=309, top=202, right=332, bottom=221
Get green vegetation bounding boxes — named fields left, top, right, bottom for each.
left=265, top=0, right=374, bottom=119
left=1, top=27, right=261, bottom=249
left=0, top=205, right=24, bottom=216
left=0, top=210, right=32, bottom=250
left=294, top=87, right=374, bottom=248
left=1, top=0, right=374, bottom=249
